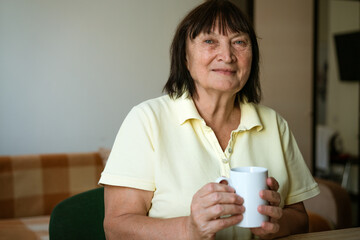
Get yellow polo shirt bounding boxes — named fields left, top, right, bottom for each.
left=99, top=94, right=319, bottom=239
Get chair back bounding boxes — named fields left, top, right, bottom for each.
left=49, top=187, right=105, bottom=240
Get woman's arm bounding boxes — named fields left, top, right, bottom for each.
left=251, top=178, right=309, bottom=239
left=103, top=185, right=187, bottom=239
left=103, top=183, right=244, bottom=240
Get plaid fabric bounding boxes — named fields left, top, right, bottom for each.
left=0, top=216, right=50, bottom=240
left=0, top=152, right=104, bottom=219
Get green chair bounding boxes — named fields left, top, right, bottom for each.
left=49, top=187, right=106, bottom=240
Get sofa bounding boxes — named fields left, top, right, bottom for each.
left=0, top=149, right=353, bottom=239
left=0, top=149, right=109, bottom=240
left=304, top=177, right=353, bottom=231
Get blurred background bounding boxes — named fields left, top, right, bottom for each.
left=0, top=0, right=359, bottom=229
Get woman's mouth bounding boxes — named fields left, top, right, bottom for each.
left=212, top=68, right=236, bottom=75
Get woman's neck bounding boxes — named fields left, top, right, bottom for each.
left=192, top=91, right=240, bottom=129
left=193, top=91, right=241, bottom=151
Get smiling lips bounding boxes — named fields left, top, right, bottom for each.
left=212, top=68, right=236, bottom=75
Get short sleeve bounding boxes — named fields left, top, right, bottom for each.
left=99, top=106, right=156, bottom=191
left=280, top=118, right=320, bottom=205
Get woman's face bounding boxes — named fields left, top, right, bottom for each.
left=186, top=27, right=252, bottom=97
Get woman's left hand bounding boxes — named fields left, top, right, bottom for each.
left=250, top=177, right=283, bottom=239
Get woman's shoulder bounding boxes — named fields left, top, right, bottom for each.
left=251, top=103, right=288, bottom=125
left=134, top=95, right=174, bottom=112
left=128, top=95, right=178, bottom=120
left=250, top=103, right=279, bottom=116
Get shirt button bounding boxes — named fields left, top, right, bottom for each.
left=228, top=148, right=232, bottom=153
left=222, top=158, right=229, bottom=164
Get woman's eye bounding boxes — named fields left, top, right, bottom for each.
left=234, top=40, right=245, bottom=45
left=204, top=39, right=213, bottom=44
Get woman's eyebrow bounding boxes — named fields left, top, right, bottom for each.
left=199, top=31, right=249, bottom=41
left=203, top=31, right=247, bottom=37
left=229, top=32, right=247, bottom=38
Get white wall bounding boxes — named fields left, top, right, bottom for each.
left=326, top=0, right=359, bottom=193
left=326, top=0, right=359, bottom=156
left=0, top=0, right=202, bottom=155
left=254, top=0, right=314, bottom=168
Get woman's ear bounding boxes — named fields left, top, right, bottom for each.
left=184, top=51, right=189, bottom=70
left=184, top=38, right=190, bottom=70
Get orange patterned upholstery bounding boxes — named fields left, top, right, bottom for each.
left=0, top=152, right=104, bottom=219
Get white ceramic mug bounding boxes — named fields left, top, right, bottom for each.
left=216, top=166, right=269, bottom=228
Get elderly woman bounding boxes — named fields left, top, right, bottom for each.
left=99, top=0, right=319, bottom=239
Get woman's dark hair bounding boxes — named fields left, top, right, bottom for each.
left=163, top=0, right=261, bottom=103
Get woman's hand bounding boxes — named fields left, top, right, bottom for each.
left=251, top=177, right=283, bottom=239
left=187, top=182, right=245, bottom=240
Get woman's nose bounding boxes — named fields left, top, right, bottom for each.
left=217, top=43, right=236, bottom=63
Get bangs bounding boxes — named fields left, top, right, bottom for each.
left=187, top=1, right=251, bottom=39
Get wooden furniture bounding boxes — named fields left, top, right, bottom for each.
left=277, top=227, right=360, bottom=240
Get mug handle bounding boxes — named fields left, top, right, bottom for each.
left=215, top=176, right=233, bottom=187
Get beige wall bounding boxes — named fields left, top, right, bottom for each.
left=254, top=0, right=314, bottom=169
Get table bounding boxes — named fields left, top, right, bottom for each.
left=277, top=227, right=360, bottom=240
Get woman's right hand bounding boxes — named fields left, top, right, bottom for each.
left=187, top=182, right=245, bottom=240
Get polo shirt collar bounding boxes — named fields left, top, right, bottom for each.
left=174, top=94, right=263, bottom=132
left=237, top=101, right=263, bottom=132
left=175, top=94, right=204, bottom=125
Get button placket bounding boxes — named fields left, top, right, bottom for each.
left=223, top=132, right=236, bottom=169
left=219, top=149, right=230, bottom=177
left=222, top=158, right=229, bottom=164
left=222, top=145, right=232, bottom=177
left=201, top=123, right=233, bottom=176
